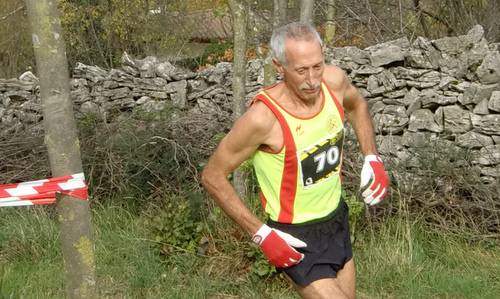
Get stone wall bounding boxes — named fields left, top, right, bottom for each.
left=0, top=25, right=499, bottom=183
left=326, top=25, right=499, bottom=184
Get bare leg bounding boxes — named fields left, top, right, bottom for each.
left=287, top=259, right=356, bottom=299
left=336, top=259, right=356, bottom=299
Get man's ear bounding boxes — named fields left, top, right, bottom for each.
left=272, top=58, right=285, bottom=74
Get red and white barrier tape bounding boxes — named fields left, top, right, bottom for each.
left=0, top=173, right=88, bottom=207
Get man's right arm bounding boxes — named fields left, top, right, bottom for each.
left=201, top=102, right=307, bottom=268
left=201, top=102, right=272, bottom=236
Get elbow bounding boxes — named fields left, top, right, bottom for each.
left=201, top=166, right=227, bottom=206
left=200, top=167, right=212, bottom=191
left=360, top=98, right=370, bottom=111
left=347, top=98, right=370, bottom=119
left=201, top=165, right=220, bottom=194
left=353, top=96, right=369, bottom=112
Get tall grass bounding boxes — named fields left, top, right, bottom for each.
left=1, top=115, right=498, bottom=298
left=0, top=201, right=296, bottom=298
left=0, top=207, right=63, bottom=298
left=354, top=218, right=500, bottom=298
left=1, top=200, right=499, bottom=299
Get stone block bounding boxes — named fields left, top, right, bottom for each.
left=401, top=131, right=435, bottom=148
left=456, top=131, right=493, bottom=149
left=473, top=99, right=490, bottom=115
left=409, top=109, right=443, bottom=133
left=442, top=105, right=472, bottom=133
left=474, top=145, right=500, bottom=165
left=488, top=91, right=500, bottom=112
left=476, top=51, right=500, bottom=84
left=471, top=114, right=500, bottom=135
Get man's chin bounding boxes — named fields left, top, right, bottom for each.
left=301, top=89, right=320, bottom=100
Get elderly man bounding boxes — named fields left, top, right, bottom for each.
left=202, top=22, right=389, bottom=299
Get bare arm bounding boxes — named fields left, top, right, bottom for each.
left=343, top=78, right=378, bottom=156
left=324, top=66, right=378, bottom=156
left=201, top=103, right=274, bottom=236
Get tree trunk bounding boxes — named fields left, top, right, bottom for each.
left=264, top=0, right=288, bottom=86
left=24, top=1, right=97, bottom=298
left=300, top=0, right=314, bottom=24
left=413, top=0, right=429, bottom=37
left=324, top=0, right=336, bottom=46
left=273, top=0, right=288, bottom=28
left=228, top=0, right=248, bottom=198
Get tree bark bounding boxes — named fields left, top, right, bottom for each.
left=413, top=0, right=429, bottom=37
left=324, top=0, right=336, bottom=46
left=300, top=0, right=314, bottom=24
left=264, top=0, right=288, bottom=86
left=228, top=0, right=248, bottom=198
left=273, top=0, right=288, bottom=28
left=24, top=1, right=97, bottom=298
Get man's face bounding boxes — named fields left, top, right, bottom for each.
left=276, top=38, right=325, bottom=103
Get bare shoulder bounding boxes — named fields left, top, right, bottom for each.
left=206, top=99, right=278, bottom=172
left=228, top=100, right=277, bottom=144
left=244, top=100, right=276, bottom=131
left=323, top=65, right=349, bottom=92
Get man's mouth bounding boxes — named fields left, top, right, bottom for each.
left=302, top=88, right=318, bottom=94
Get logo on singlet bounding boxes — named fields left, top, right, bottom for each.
left=295, top=123, right=304, bottom=136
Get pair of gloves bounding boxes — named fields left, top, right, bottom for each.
left=253, top=155, right=389, bottom=268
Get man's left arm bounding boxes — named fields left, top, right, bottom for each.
left=343, top=80, right=378, bottom=157
left=341, top=71, right=390, bottom=206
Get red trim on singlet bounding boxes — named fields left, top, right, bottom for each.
left=261, top=89, right=326, bottom=120
left=250, top=95, right=284, bottom=154
left=253, top=94, right=297, bottom=224
left=259, top=192, right=267, bottom=210
left=322, top=80, right=345, bottom=122
left=322, top=80, right=346, bottom=186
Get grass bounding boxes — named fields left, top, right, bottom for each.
left=0, top=207, right=63, bottom=298
left=354, top=217, right=500, bottom=299
left=1, top=201, right=499, bottom=299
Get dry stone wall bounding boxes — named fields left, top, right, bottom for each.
left=326, top=25, right=499, bottom=184
left=1, top=25, right=499, bottom=183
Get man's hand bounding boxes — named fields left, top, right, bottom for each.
left=252, top=224, right=307, bottom=268
left=360, top=155, right=389, bottom=206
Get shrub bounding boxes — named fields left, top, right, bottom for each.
left=144, top=195, right=205, bottom=255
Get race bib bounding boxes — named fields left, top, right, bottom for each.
left=297, top=130, right=344, bottom=188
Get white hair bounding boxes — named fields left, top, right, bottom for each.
left=270, top=22, right=323, bottom=65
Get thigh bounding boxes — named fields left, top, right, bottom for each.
left=336, top=258, right=356, bottom=299
left=289, top=276, right=349, bottom=299
left=286, top=259, right=356, bottom=299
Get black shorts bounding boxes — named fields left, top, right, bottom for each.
left=267, top=200, right=352, bottom=286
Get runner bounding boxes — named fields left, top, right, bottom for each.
left=202, top=21, right=389, bottom=299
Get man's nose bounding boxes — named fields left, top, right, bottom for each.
left=305, top=69, right=318, bottom=86
left=305, top=69, right=314, bottom=84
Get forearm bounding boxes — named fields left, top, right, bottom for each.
left=347, top=100, right=378, bottom=156
left=202, top=172, right=263, bottom=236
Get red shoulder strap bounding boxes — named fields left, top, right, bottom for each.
left=322, top=81, right=345, bottom=122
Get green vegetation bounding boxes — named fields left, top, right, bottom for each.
left=2, top=0, right=499, bottom=297
left=1, top=111, right=499, bottom=298
left=3, top=0, right=499, bottom=78
left=354, top=218, right=500, bottom=299
left=1, top=201, right=499, bottom=298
